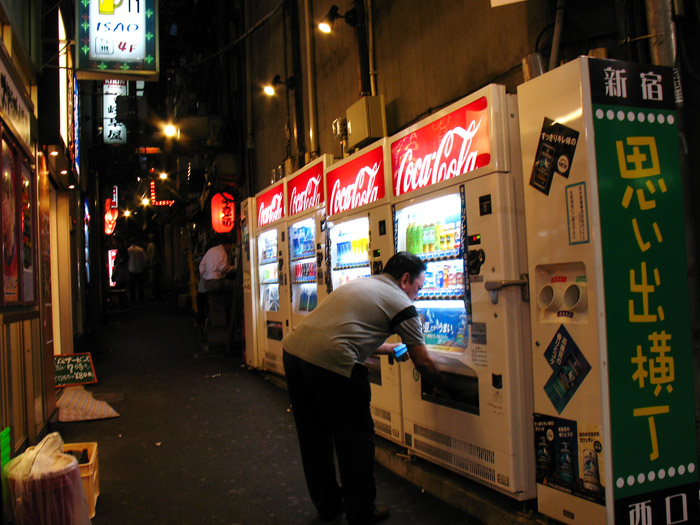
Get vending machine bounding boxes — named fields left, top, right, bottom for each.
left=285, top=155, right=332, bottom=329
left=518, top=58, right=698, bottom=523
left=392, top=84, right=535, bottom=500
left=254, top=180, right=289, bottom=376
left=240, top=197, right=259, bottom=369
left=324, top=139, right=401, bottom=443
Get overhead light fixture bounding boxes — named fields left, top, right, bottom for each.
left=164, top=123, right=178, bottom=138
left=263, top=74, right=295, bottom=96
left=141, top=197, right=150, bottom=206
left=318, top=4, right=357, bottom=33
left=159, top=172, right=168, bottom=179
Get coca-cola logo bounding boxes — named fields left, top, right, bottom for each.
left=391, top=97, right=491, bottom=196
left=289, top=174, right=322, bottom=215
left=329, top=163, right=381, bottom=215
left=258, top=192, right=283, bottom=227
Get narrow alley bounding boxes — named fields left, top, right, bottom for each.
left=52, top=296, right=487, bottom=524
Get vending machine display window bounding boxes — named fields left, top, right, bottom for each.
left=258, top=229, right=279, bottom=312
left=289, top=217, right=318, bottom=313
left=328, top=216, right=371, bottom=289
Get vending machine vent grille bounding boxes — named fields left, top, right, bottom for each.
left=414, top=438, right=496, bottom=483
left=371, top=406, right=392, bottom=422
left=264, top=353, right=283, bottom=373
left=374, top=421, right=392, bottom=437
left=413, top=424, right=495, bottom=464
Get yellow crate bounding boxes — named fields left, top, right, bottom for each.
left=63, top=442, right=99, bottom=518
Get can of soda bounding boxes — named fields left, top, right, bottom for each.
left=582, top=449, right=601, bottom=492
left=436, top=270, right=444, bottom=288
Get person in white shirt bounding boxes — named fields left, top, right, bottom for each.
left=198, top=237, right=235, bottom=292
left=127, top=239, right=147, bottom=301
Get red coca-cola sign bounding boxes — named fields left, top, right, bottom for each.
left=326, top=145, right=385, bottom=216
left=391, top=96, right=491, bottom=196
left=256, top=184, right=285, bottom=228
left=287, top=162, right=324, bottom=217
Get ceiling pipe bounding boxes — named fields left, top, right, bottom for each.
left=644, top=0, right=676, bottom=66
left=303, top=0, right=319, bottom=157
left=366, top=0, right=376, bottom=96
left=549, top=0, right=565, bottom=71
left=353, top=0, right=372, bottom=96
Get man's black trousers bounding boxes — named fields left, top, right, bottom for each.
left=283, top=350, right=377, bottom=523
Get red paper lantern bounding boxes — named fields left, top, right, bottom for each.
left=211, top=192, right=235, bottom=233
left=104, top=199, right=119, bottom=235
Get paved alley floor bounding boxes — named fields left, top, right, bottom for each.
left=53, top=296, right=483, bottom=524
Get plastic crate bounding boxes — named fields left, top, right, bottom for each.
left=63, top=442, right=99, bottom=518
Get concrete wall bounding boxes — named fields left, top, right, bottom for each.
left=245, top=0, right=623, bottom=195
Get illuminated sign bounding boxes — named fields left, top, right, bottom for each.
left=0, top=50, right=31, bottom=149
left=325, top=144, right=385, bottom=216
left=150, top=180, right=173, bottom=206
left=390, top=97, right=492, bottom=196
left=103, top=79, right=127, bottom=144
left=287, top=161, right=323, bottom=217
left=104, top=199, right=118, bottom=235
left=76, top=0, right=159, bottom=80
left=589, top=58, right=698, bottom=523
left=211, top=192, right=235, bottom=233
left=256, top=184, right=284, bottom=228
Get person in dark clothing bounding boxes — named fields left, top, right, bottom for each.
left=282, top=252, right=448, bottom=524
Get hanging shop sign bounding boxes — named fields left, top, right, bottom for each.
left=103, top=80, right=127, bottom=144
left=104, top=198, right=118, bottom=235
left=76, top=0, right=159, bottom=81
left=390, top=96, right=492, bottom=197
left=0, top=47, right=32, bottom=150
left=287, top=160, right=324, bottom=217
left=325, top=143, right=385, bottom=216
left=211, top=192, right=235, bottom=233
left=591, top=58, right=698, bottom=524
left=256, top=183, right=284, bottom=229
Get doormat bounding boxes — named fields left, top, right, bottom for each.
left=57, top=386, right=120, bottom=422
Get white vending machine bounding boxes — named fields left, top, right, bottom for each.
left=323, top=139, right=400, bottom=443
left=240, top=197, right=259, bottom=369
left=254, top=180, right=290, bottom=376
left=518, top=57, right=698, bottom=524
left=285, top=155, right=332, bottom=329
left=391, top=85, right=535, bottom=500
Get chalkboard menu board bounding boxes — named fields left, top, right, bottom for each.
left=54, top=353, right=97, bottom=386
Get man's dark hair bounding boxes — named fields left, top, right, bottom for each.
left=382, top=251, right=426, bottom=282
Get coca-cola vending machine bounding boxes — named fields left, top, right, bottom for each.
left=254, top=180, right=289, bottom=376
left=324, top=139, right=402, bottom=443
left=285, top=155, right=332, bottom=329
left=392, top=84, right=535, bottom=500
left=240, top=197, right=259, bottom=368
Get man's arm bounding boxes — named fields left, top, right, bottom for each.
left=406, top=343, right=450, bottom=397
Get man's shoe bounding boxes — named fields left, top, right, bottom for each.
left=368, top=504, right=390, bottom=523
left=318, top=506, right=343, bottom=522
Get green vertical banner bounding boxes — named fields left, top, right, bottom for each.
left=590, top=58, right=698, bottom=523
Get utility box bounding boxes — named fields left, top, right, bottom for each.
left=346, top=95, right=386, bottom=150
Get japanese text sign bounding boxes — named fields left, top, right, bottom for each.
left=390, top=97, right=491, bottom=197
left=590, top=58, right=698, bottom=523
left=256, top=184, right=284, bottom=228
left=287, top=161, right=324, bottom=217
left=325, top=144, right=385, bottom=216
left=77, top=0, right=159, bottom=80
